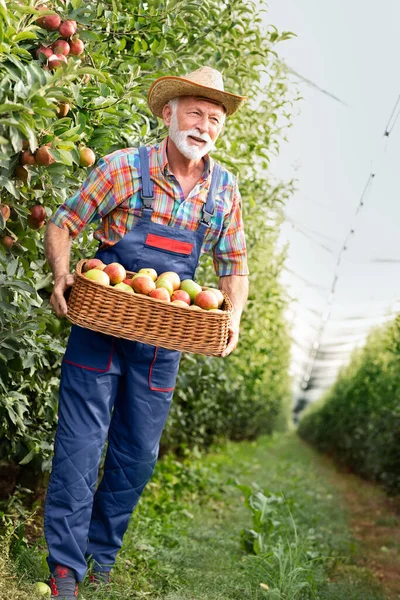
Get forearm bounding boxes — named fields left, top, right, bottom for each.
left=45, top=221, right=72, bottom=280
left=218, top=274, right=249, bottom=322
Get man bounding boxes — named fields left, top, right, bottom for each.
left=44, top=65, right=249, bottom=599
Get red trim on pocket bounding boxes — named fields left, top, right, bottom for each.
left=148, top=347, right=175, bottom=392
left=64, top=339, right=114, bottom=372
left=145, top=233, right=193, bottom=255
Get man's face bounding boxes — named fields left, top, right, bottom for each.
left=163, top=96, right=225, bottom=160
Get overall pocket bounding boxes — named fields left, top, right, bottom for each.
left=63, top=325, right=114, bottom=372
left=148, top=346, right=181, bottom=392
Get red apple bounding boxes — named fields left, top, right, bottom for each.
left=37, top=13, right=61, bottom=31
left=52, top=39, right=70, bottom=56
left=131, top=274, right=155, bottom=295
left=180, top=279, right=202, bottom=302
left=84, top=269, right=110, bottom=286
left=0, top=205, right=11, bottom=221
left=194, top=290, right=218, bottom=311
left=103, top=262, right=126, bottom=285
left=149, top=288, right=171, bottom=302
left=35, top=146, right=56, bottom=166
left=171, top=290, right=191, bottom=305
left=158, top=271, right=180, bottom=291
left=36, top=45, right=53, bottom=60
left=58, top=20, right=77, bottom=38
left=79, top=147, right=96, bottom=167
left=20, top=150, right=37, bottom=166
left=83, top=258, right=105, bottom=272
left=1, top=236, right=15, bottom=250
left=15, top=165, right=28, bottom=182
left=113, top=282, right=134, bottom=294
left=203, top=287, right=224, bottom=308
left=27, top=215, right=45, bottom=230
left=30, top=205, right=46, bottom=222
left=122, top=277, right=134, bottom=287
left=137, top=268, right=157, bottom=281
left=48, top=53, right=68, bottom=69
left=69, top=38, right=84, bottom=56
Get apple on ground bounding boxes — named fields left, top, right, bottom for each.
left=113, top=282, right=134, bottom=294
left=149, top=288, right=171, bottom=302
left=155, top=278, right=174, bottom=296
left=171, top=299, right=190, bottom=308
left=131, top=274, right=155, bottom=295
left=138, top=267, right=157, bottom=281
left=34, top=581, right=51, bottom=596
left=103, top=262, right=126, bottom=284
left=158, top=271, right=180, bottom=290
left=84, top=269, right=110, bottom=286
left=203, top=287, right=224, bottom=308
left=180, top=279, right=202, bottom=302
left=83, top=258, right=105, bottom=272
left=171, top=290, right=191, bottom=305
left=194, top=290, right=218, bottom=310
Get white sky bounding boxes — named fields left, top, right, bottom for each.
left=264, top=0, right=400, bottom=403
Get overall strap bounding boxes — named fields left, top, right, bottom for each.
left=200, top=164, right=222, bottom=226
left=139, top=146, right=154, bottom=209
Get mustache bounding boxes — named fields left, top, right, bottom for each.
left=184, top=128, right=213, bottom=144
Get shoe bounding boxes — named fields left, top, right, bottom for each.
left=89, top=570, right=111, bottom=589
left=49, top=565, right=79, bottom=599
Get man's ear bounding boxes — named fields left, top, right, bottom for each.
left=162, top=103, right=173, bottom=127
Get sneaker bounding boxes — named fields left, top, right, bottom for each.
left=89, top=570, right=111, bottom=589
left=49, top=565, right=78, bottom=599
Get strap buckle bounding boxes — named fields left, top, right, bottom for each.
left=200, top=209, right=213, bottom=226
left=140, top=194, right=154, bottom=209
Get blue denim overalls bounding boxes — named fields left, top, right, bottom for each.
left=44, top=147, right=222, bottom=580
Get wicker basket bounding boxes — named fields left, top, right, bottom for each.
left=66, top=259, right=232, bottom=356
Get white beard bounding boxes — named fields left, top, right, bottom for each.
left=168, top=109, right=216, bottom=160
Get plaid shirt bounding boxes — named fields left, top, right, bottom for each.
left=51, top=137, right=249, bottom=276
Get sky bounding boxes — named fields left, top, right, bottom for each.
left=263, top=0, right=400, bottom=404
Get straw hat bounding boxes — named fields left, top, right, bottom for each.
left=148, top=66, right=248, bottom=118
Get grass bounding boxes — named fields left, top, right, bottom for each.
left=0, top=433, right=389, bottom=600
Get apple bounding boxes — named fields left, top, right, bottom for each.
left=37, top=13, right=61, bottom=31
left=188, top=304, right=202, bottom=311
left=69, top=38, right=84, bottom=56
left=203, top=287, right=224, bottom=308
left=149, top=288, right=171, bottom=302
left=171, top=290, right=190, bottom=305
left=155, top=278, right=174, bottom=296
left=35, top=146, right=56, bottom=166
left=171, top=300, right=190, bottom=308
left=180, top=279, right=202, bottom=302
left=58, top=19, right=77, bottom=38
left=138, top=267, right=157, bottom=281
left=48, top=53, right=68, bottom=69
left=36, top=46, right=53, bottom=60
left=34, top=582, right=51, bottom=596
left=209, top=308, right=224, bottom=313
left=84, top=269, right=110, bottom=286
left=56, top=103, right=71, bottom=117
left=131, top=274, right=155, bottom=295
left=82, top=258, right=105, bottom=272
left=158, top=271, right=180, bottom=291
left=15, top=165, right=28, bottom=182
left=20, top=150, right=36, bottom=166
left=103, top=262, right=126, bottom=284
left=52, top=39, right=70, bottom=56
left=194, top=290, right=218, bottom=310
left=27, top=215, right=45, bottom=230
left=79, top=147, right=96, bottom=167
left=113, top=282, right=135, bottom=294
left=30, top=205, right=46, bottom=222
left=1, top=236, right=15, bottom=250
left=122, top=277, right=134, bottom=287
left=0, top=205, right=11, bottom=221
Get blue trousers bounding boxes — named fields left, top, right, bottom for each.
left=44, top=326, right=180, bottom=581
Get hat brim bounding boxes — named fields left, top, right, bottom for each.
left=148, top=76, right=247, bottom=118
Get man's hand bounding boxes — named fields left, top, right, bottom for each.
left=221, top=316, right=240, bottom=357
left=50, top=274, right=75, bottom=317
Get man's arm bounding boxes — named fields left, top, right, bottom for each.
left=45, top=221, right=74, bottom=317
left=218, top=274, right=249, bottom=357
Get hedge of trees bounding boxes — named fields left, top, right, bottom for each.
left=298, top=316, right=400, bottom=494
left=0, top=0, right=294, bottom=488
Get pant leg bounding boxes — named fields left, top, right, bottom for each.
left=86, top=342, right=181, bottom=571
left=44, top=326, right=122, bottom=582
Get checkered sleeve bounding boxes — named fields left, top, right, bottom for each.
left=213, top=180, right=249, bottom=277
left=51, top=157, right=115, bottom=238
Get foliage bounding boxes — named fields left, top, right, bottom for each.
left=298, top=316, right=400, bottom=493
left=0, top=0, right=294, bottom=475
